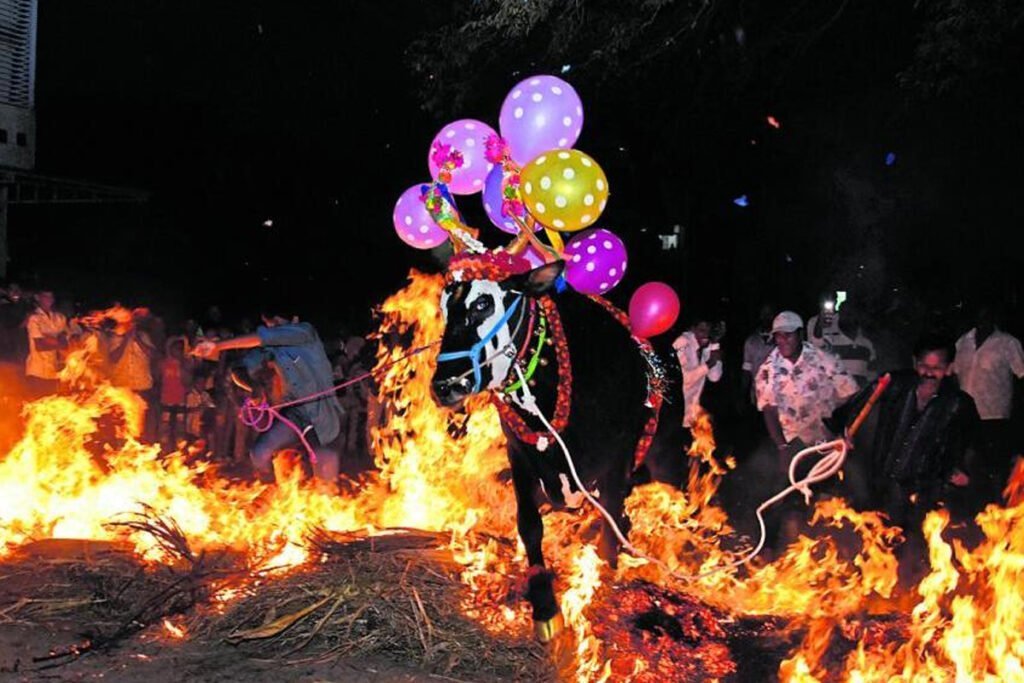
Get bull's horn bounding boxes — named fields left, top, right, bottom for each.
left=506, top=214, right=562, bottom=264
left=420, top=181, right=485, bottom=254
left=445, top=223, right=485, bottom=254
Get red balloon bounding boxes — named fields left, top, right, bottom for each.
left=628, top=282, right=680, bottom=338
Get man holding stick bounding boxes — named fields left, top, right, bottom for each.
left=829, top=335, right=978, bottom=584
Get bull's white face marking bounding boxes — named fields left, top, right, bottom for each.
left=465, top=280, right=514, bottom=389
left=437, top=279, right=518, bottom=393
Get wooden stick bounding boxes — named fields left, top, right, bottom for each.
left=848, top=372, right=891, bottom=438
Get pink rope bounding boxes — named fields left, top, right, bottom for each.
left=237, top=342, right=438, bottom=467
left=239, top=398, right=275, bottom=432
left=238, top=400, right=321, bottom=464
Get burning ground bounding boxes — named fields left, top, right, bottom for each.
left=1, top=272, right=1023, bottom=681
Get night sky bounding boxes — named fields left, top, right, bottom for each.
left=8, top=1, right=1024, bottom=339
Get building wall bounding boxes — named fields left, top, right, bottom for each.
left=0, top=0, right=36, bottom=170
left=0, top=102, right=33, bottom=168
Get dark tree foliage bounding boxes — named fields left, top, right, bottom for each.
left=408, top=1, right=1023, bottom=117
left=899, top=0, right=1024, bottom=99
left=407, top=0, right=856, bottom=121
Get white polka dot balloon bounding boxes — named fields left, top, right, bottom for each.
left=499, top=75, right=583, bottom=165
left=427, top=119, right=497, bottom=195
left=393, top=184, right=448, bottom=249
left=562, top=228, right=627, bottom=295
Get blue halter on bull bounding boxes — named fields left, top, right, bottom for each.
left=431, top=248, right=669, bottom=641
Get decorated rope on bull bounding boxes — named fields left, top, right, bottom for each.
left=392, top=75, right=685, bottom=641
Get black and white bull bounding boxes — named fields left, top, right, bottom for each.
left=431, top=259, right=668, bottom=640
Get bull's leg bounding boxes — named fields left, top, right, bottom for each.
left=598, top=468, right=631, bottom=569
left=509, top=451, right=563, bottom=640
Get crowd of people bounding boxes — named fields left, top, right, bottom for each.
left=3, top=280, right=1023, bottom=579
left=0, top=285, right=376, bottom=477
left=673, top=294, right=1024, bottom=578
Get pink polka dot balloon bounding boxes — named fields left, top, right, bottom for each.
left=393, top=184, right=448, bottom=250
left=427, top=119, right=497, bottom=195
left=499, top=75, right=583, bottom=165
left=563, top=228, right=627, bottom=295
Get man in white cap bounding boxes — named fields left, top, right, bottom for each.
left=755, top=310, right=859, bottom=454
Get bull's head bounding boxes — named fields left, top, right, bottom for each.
left=432, top=259, right=563, bottom=406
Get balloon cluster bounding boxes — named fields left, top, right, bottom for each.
left=392, top=75, right=680, bottom=337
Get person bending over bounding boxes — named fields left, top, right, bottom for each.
left=193, top=314, right=344, bottom=484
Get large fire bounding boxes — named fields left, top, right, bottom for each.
left=1, top=271, right=1022, bottom=681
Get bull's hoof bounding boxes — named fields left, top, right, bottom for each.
left=533, top=611, right=565, bottom=643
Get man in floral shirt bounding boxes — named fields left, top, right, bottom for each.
left=756, top=311, right=859, bottom=454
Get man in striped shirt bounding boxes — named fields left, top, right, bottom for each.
left=807, top=295, right=876, bottom=389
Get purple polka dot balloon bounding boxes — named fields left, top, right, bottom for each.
left=499, top=75, right=583, bottom=165
left=482, top=165, right=540, bottom=235
left=563, top=228, right=627, bottom=295
left=427, top=119, right=497, bottom=195
left=482, top=165, right=520, bottom=234
left=393, top=184, right=448, bottom=250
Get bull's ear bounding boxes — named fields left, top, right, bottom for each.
left=505, top=260, right=565, bottom=297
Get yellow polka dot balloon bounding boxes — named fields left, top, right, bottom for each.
left=520, top=149, right=609, bottom=232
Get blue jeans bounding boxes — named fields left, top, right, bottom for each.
left=251, top=419, right=339, bottom=483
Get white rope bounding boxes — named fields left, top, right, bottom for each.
left=510, top=365, right=644, bottom=555
left=717, top=437, right=849, bottom=574
left=509, top=363, right=850, bottom=581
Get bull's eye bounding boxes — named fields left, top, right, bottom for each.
left=472, top=296, right=492, bottom=313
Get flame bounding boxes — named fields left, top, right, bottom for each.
left=562, top=544, right=611, bottom=683
left=0, top=278, right=516, bottom=570
left=162, top=618, right=186, bottom=639
left=75, top=304, right=139, bottom=336
left=776, top=484, right=1024, bottom=680
left=3, top=273, right=1024, bottom=681
left=615, top=403, right=1024, bottom=682
left=1004, top=456, right=1024, bottom=507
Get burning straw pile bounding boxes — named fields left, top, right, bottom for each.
left=194, top=528, right=553, bottom=681
left=3, top=514, right=552, bottom=680
left=1, top=507, right=241, bottom=669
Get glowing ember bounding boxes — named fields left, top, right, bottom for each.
left=162, top=618, right=186, bottom=639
